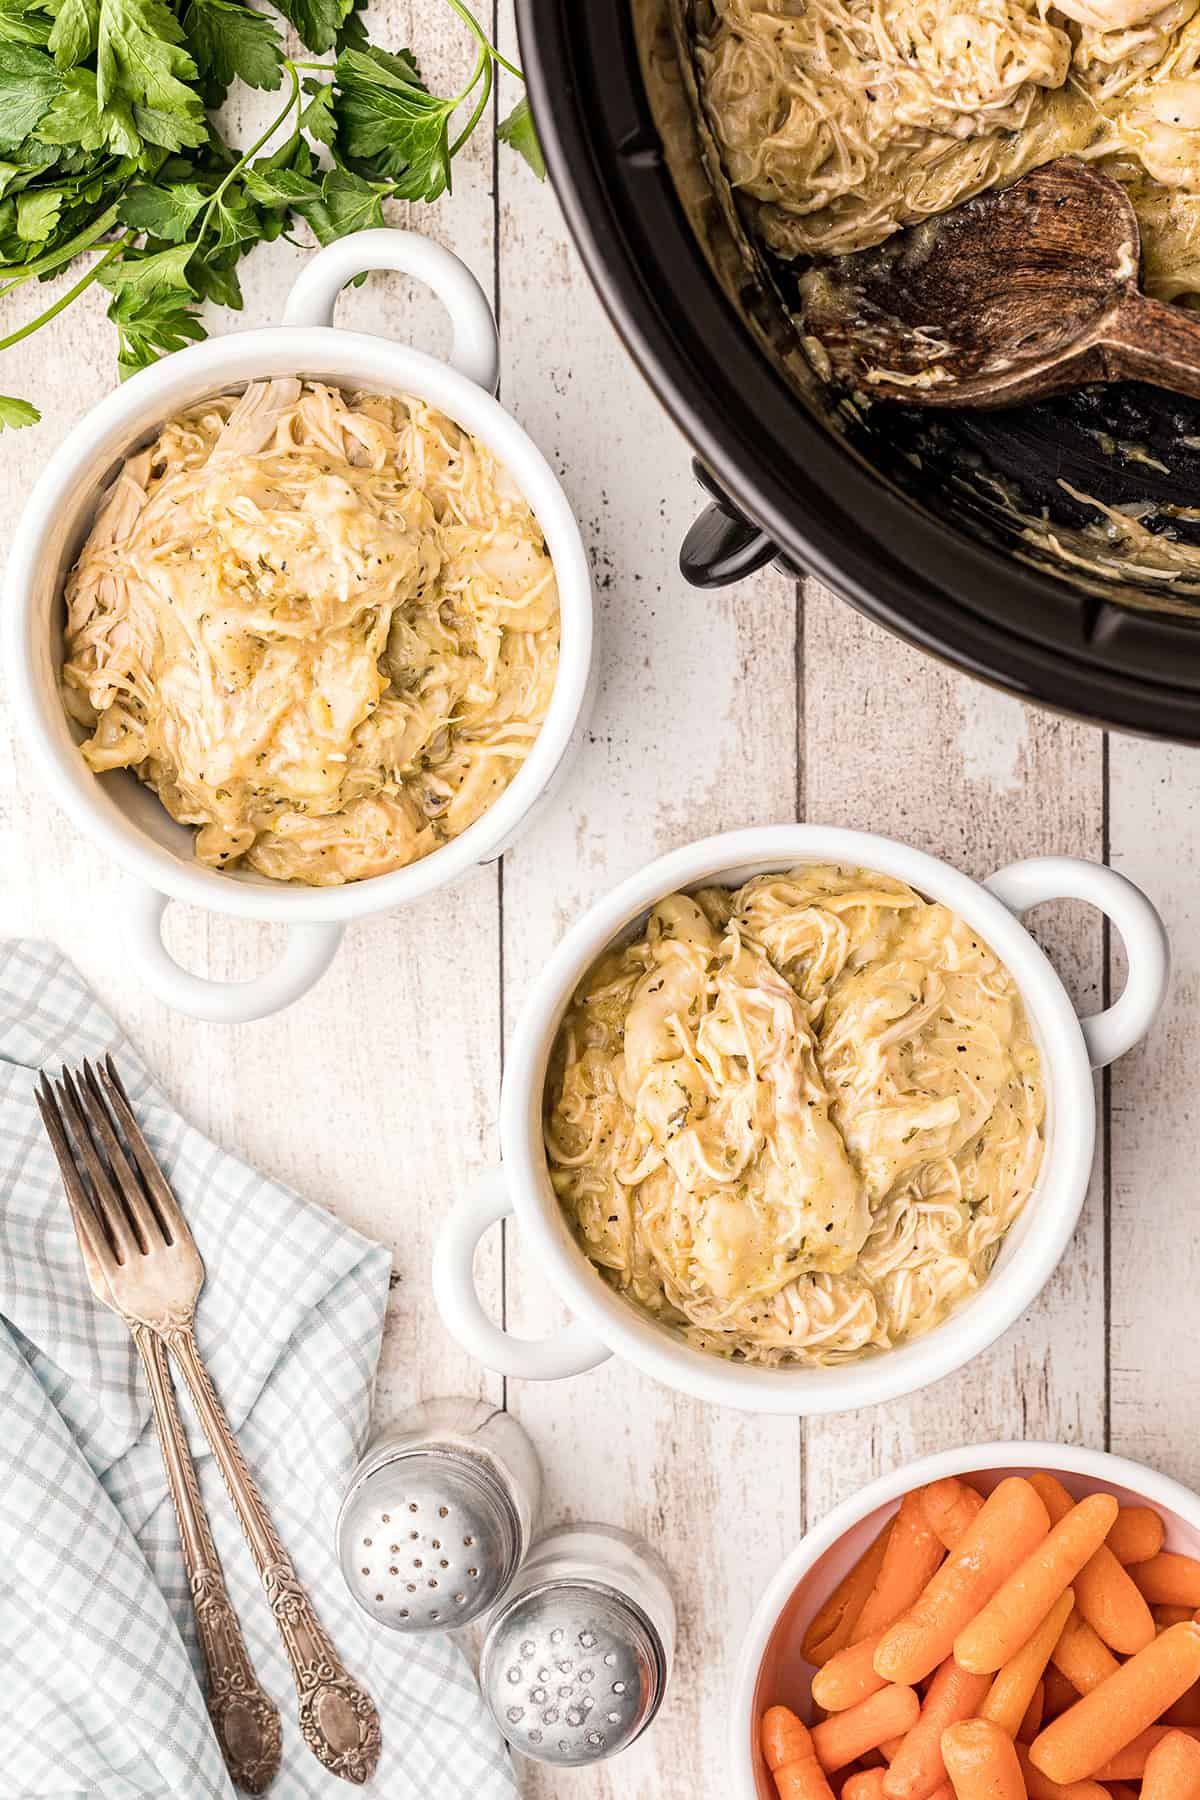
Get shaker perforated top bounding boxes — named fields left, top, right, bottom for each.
left=337, top=1448, right=523, bottom=1632
left=479, top=1580, right=668, bottom=1767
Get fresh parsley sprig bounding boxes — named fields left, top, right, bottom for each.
left=0, top=0, right=543, bottom=427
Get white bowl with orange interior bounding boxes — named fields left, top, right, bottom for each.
left=732, top=1441, right=1200, bottom=1797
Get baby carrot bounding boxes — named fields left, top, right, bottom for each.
left=844, top=1773, right=888, bottom=1800
left=1042, top=1665, right=1078, bottom=1719
left=941, top=1719, right=1024, bottom=1800
left=1134, top=1555, right=1200, bottom=1611
left=1016, top=1744, right=1109, bottom=1800
left=1161, top=1607, right=1199, bottom=1630
left=762, top=1707, right=837, bottom=1800
left=1050, top=1608, right=1120, bottom=1695
left=812, top=1633, right=888, bottom=1713
left=874, top=1479, right=1050, bottom=1687
left=812, top=1686, right=921, bottom=1772
left=1108, top=1785, right=1142, bottom=1800
left=920, top=1480, right=987, bottom=1553
left=764, top=1706, right=816, bottom=1772
left=1142, top=1728, right=1200, bottom=1800
left=1029, top=1472, right=1155, bottom=1657
left=776, top=1761, right=835, bottom=1800
left=1108, top=1507, right=1167, bottom=1567
left=979, top=1588, right=1075, bottom=1737
left=1094, top=1726, right=1200, bottom=1780
left=805, top=1523, right=896, bottom=1664
left=955, top=1497, right=1117, bottom=1674
left=1165, top=1679, right=1200, bottom=1727
left=855, top=1493, right=947, bottom=1643
left=1018, top=1680, right=1044, bottom=1743
left=1074, top=1548, right=1157, bottom=1656
left=882, top=1657, right=992, bottom=1800
left=1031, top=1621, right=1200, bottom=1784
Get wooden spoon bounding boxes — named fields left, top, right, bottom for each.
left=801, top=158, right=1200, bottom=409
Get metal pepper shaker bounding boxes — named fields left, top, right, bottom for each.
left=336, top=1396, right=541, bottom=1632
left=478, top=1523, right=676, bottom=1767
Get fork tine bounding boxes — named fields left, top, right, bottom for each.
left=56, top=1067, right=141, bottom=1265
left=99, top=1055, right=189, bottom=1247
left=79, top=1059, right=170, bottom=1255
left=35, top=1074, right=120, bottom=1296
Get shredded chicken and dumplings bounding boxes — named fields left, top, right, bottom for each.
left=695, top=0, right=1200, bottom=304
left=62, top=379, right=559, bottom=886
left=546, top=866, right=1044, bottom=1366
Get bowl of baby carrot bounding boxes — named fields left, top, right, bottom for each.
left=733, top=1443, right=1200, bottom=1800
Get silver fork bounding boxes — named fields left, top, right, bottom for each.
left=36, top=1057, right=382, bottom=1787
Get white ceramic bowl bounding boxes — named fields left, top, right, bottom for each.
left=731, top=1440, right=1200, bottom=1799
left=434, top=825, right=1168, bottom=1414
left=3, top=229, right=593, bottom=1022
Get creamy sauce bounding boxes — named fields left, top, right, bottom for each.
left=62, top=380, right=559, bottom=885
left=545, top=866, right=1044, bottom=1366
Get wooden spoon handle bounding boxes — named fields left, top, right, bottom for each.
left=1100, top=289, right=1200, bottom=402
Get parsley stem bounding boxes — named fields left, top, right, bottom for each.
left=194, top=62, right=302, bottom=249
left=0, top=203, right=123, bottom=302
left=0, top=240, right=129, bottom=356
left=450, top=46, right=493, bottom=158
left=442, top=0, right=524, bottom=84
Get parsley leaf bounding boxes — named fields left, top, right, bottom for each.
left=34, top=66, right=111, bottom=150
left=47, top=0, right=97, bottom=67
left=291, top=166, right=383, bottom=244
left=298, top=75, right=336, bottom=146
left=96, top=0, right=207, bottom=153
left=497, top=95, right=544, bottom=181
left=118, top=176, right=206, bottom=240
left=181, top=0, right=282, bottom=100
left=271, top=0, right=351, bottom=55
left=333, top=44, right=453, bottom=201
left=0, top=44, right=63, bottom=150
left=189, top=239, right=244, bottom=305
left=0, top=393, right=40, bottom=428
left=16, top=185, right=63, bottom=240
left=242, top=161, right=321, bottom=211
left=0, top=0, right=53, bottom=48
left=100, top=237, right=195, bottom=297
left=106, top=281, right=204, bottom=375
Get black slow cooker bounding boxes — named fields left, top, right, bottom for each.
left=515, top=0, right=1200, bottom=741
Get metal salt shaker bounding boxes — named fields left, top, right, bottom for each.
left=336, top=1396, right=541, bottom=1632
left=479, top=1523, right=676, bottom=1767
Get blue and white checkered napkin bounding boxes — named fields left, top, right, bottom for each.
left=0, top=940, right=517, bottom=1800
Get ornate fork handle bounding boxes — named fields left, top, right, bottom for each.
left=165, top=1325, right=382, bottom=1786
left=134, top=1326, right=282, bottom=1795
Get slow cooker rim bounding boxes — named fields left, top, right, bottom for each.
left=516, top=0, right=1200, bottom=743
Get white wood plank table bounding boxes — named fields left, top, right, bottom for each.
left=2, top=6, right=1198, bottom=1793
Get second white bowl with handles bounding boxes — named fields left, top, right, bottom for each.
left=3, top=229, right=594, bottom=1022
left=434, top=825, right=1169, bottom=1415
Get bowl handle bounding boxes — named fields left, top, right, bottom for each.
left=433, top=1168, right=613, bottom=1380
left=281, top=228, right=500, bottom=393
left=122, top=883, right=344, bottom=1024
left=984, top=855, right=1169, bottom=1070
